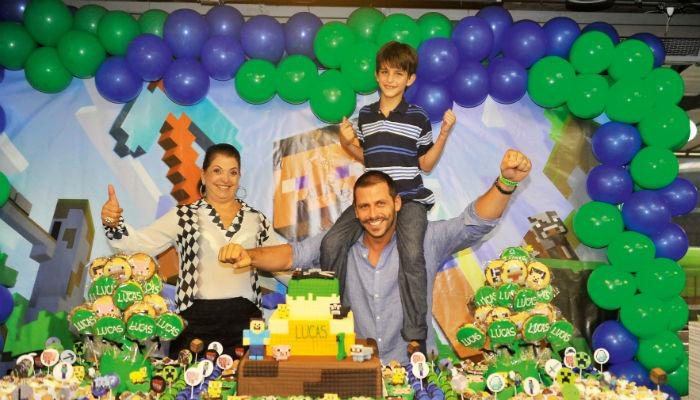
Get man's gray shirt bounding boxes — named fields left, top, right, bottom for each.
left=291, top=201, right=499, bottom=364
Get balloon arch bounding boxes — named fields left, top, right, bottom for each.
left=0, top=0, right=695, bottom=396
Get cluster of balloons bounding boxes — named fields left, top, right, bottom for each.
left=592, top=320, right=687, bottom=397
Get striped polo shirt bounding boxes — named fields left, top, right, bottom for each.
left=357, top=99, right=435, bottom=205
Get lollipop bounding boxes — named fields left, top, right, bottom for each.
left=526, top=261, right=551, bottom=290
left=103, top=256, right=132, bottom=282
left=128, top=253, right=157, bottom=281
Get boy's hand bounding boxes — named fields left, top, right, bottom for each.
left=500, top=149, right=531, bottom=183
left=339, top=117, right=356, bottom=145
left=440, top=109, right=456, bottom=135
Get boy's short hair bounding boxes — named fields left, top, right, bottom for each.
left=376, top=41, right=418, bottom=76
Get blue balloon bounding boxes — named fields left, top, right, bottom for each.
left=0, top=67, right=4, bottom=83
left=412, top=82, right=453, bottom=124
left=501, top=20, right=546, bottom=68
left=592, top=320, right=639, bottom=364
left=658, top=178, right=698, bottom=216
left=126, top=34, right=173, bottom=82
left=405, top=78, right=421, bottom=103
left=609, top=361, right=651, bottom=387
left=164, top=9, right=210, bottom=59
left=449, top=61, right=488, bottom=108
left=631, top=32, right=666, bottom=68
left=205, top=5, right=244, bottom=38
left=475, top=6, right=513, bottom=59
left=417, top=38, right=459, bottom=83
left=583, top=21, right=620, bottom=44
left=200, top=35, right=245, bottom=81
left=0, top=285, right=14, bottom=323
left=452, top=16, right=493, bottom=62
left=621, top=190, right=671, bottom=236
left=587, top=164, right=633, bottom=204
left=543, top=17, right=580, bottom=58
left=284, top=12, right=322, bottom=58
left=0, top=0, right=28, bottom=22
left=487, top=57, right=526, bottom=104
left=95, top=56, right=143, bottom=104
left=240, top=15, right=285, bottom=63
left=0, top=105, right=5, bottom=133
left=163, top=58, right=210, bottom=105
left=652, top=223, right=689, bottom=261
left=592, top=122, right=642, bottom=166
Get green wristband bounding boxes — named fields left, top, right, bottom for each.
left=498, top=175, right=519, bottom=187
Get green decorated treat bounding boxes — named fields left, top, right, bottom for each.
left=495, top=282, right=519, bottom=307
left=499, top=247, right=531, bottom=263
left=513, top=288, right=538, bottom=311
left=456, top=324, right=486, bottom=349
left=143, top=274, right=163, bottom=295
left=113, top=281, right=145, bottom=310
left=156, top=313, right=185, bottom=341
left=70, top=306, right=97, bottom=334
left=94, top=316, right=126, bottom=342
left=474, top=286, right=497, bottom=307
left=536, top=285, right=556, bottom=302
left=126, top=313, right=157, bottom=341
left=523, top=315, right=551, bottom=342
left=548, top=320, right=574, bottom=350
left=87, top=275, right=118, bottom=302
left=487, top=319, right=518, bottom=347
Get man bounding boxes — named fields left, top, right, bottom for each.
left=220, top=149, right=531, bottom=364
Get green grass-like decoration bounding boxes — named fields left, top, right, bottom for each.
left=287, top=277, right=339, bottom=299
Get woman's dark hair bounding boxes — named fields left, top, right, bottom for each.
left=198, top=143, right=241, bottom=196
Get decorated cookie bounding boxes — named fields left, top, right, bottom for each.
left=142, top=274, right=164, bottom=295
left=123, top=302, right=157, bottom=322
left=103, top=256, right=132, bottom=282
left=456, top=324, right=486, bottom=349
left=522, top=314, right=550, bottom=342
left=143, top=294, right=169, bottom=315
left=94, top=316, right=126, bottom=341
left=113, top=281, right=144, bottom=310
left=531, top=303, right=557, bottom=322
left=126, top=313, right=157, bottom=341
left=92, top=296, right=121, bottom=318
left=484, top=260, right=506, bottom=287
left=495, top=282, right=519, bottom=307
left=157, top=313, right=185, bottom=341
left=473, top=286, right=497, bottom=307
left=512, top=288, right=538, bottom=312
left=128, top=253, right=157, bottom=282
left=486, top=306, right=511, bottom=325
left=88, top=257, right=110, bottom=279
left=70, top=306, right=97, bottom=335
left=87, top=275, right=118, bottom=302
left=526, top=261, right=551, bottom=290
left=473, top=306, right=493, bottom=330
left=502, top=259, right=527, bottom=285
left=499, top=247, right=531, bottom=263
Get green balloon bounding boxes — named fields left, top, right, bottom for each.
left=636, top=331, right=685, bottom=373
left=663, top=296, right=689, bottom=331
left=667, top=354, right=688, bottom=396
left=0, top=22, right=36, bottom=70
left=73, top=4, right=107, bottom=35
left=567, top=73, right=608, bottom=119
left=606, top=231, right=655, bottom=273
left=569, top=31, right=614, bottom=74
left=629, top=145, right=679, bottom=189
left=637, top=258, right=685, bottom=300
left=527, top=56, right=575, bottom=108
left=605, top=78, right=653, bottom=123
left=347, top=7, right=385, bottom=43
left=97, top=10, right=140, bottom=56
left=608, top=39, right=654, bottom=81
left=572, top=201, right=624, bottom=248
left=276, top=55, right=318, bottom=104
left=619, top=293, right=669, bottom=338
left=309, top=69, right=357, bottom=124
left=586, top=265, right=636, bottom=310
left=234, top=59, right=277, bottom=104
left=314, top=21, right=356, bottom=69
left=0, top=172, right=10, bottom=207
left=138, top=9, right=168, bottom=37
left=23, top=0, right=73, bottom=46
left=340, top=41, right=379, bottom=94
left=417, top=12, right=452, bottom=40
left=57, top=30, right=106, bottom=78
left=638, top=104, right=690, bottom=150
left=24, top=47, right=72, bottom=93
left=645, top=67, right=684, bottom=106
left=376, top=13, right=422, bottom=48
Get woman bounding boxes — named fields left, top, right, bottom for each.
left=101, top=143, right=271, bottom=356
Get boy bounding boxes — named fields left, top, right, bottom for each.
left=320, top=41, right=456, bottom=347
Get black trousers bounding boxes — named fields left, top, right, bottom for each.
left=168, top=297, right=262, bottom=358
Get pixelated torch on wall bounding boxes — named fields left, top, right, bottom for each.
left=272, top=123, right=364, bottom=241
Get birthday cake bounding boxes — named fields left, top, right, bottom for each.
left=237, top=269, right=382, bottom=398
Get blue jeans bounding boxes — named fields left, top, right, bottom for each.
left=320, top=201, right=428, bottom=340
